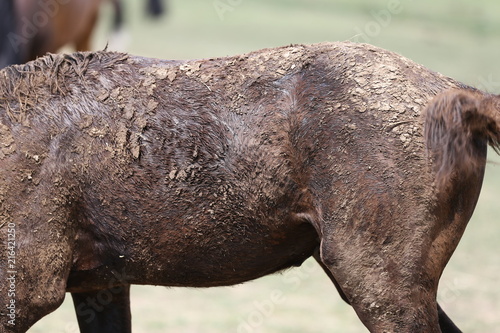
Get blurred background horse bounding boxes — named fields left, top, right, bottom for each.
left=0, top=0, right=165, bottom=68
left=0, top=0, right=19, bottom=68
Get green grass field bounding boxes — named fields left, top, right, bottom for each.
left=28, top=0, right=500, bottom=332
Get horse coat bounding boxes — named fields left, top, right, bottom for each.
left=1, top=42, right=497, bottom=332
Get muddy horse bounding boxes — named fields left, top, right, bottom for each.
left=0, top=42, right=498, bottom=332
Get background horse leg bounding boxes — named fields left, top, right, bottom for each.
left=147, top=0, right=165, bottom=17
left=72, top=285, right=132, bottom=333
left=74, top=10, right=99, bottom=52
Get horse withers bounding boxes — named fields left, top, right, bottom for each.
left=0, top=42, right=498, bottom=332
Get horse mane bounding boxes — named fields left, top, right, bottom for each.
left=0, top=51, right=129, bottom=124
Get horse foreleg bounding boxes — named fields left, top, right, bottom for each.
left=72, top=284, right=131, bottom=333
left=0, top=231, right=71, bottom=333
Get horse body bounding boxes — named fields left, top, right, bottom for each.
left=0, top=42, right=495, bottom=332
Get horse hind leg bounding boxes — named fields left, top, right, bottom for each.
left=72, top=285, right=132, bottom=333
left=313, top=249, right=350, bottom=304
left=316, top=238, right=441, bottom=332
left=311, top=185, right=455, bottom=333
left=313, top=251, right=462, bottom=333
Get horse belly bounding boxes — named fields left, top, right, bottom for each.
left=68, top=213, right=318, bottom=291
left=140, top=219, right=319, bottom=287
left=68, top=171, right=320, bottom=290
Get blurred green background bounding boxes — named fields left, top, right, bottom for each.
left=28, top=0, right=499, bottom=332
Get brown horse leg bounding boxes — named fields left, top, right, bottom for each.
left=313, top=251, right=462, bottom=332
left=317, top=239, right=440, bottom=332
left=74, top=10, right=99, bottom=52
left=72, top=284, right=132, bottom=333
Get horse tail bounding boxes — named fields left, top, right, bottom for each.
left=147, top=0, right=166, bottom=17
left=424, top=89, right=500, bottom=188
left=110, top=0, right=124, bottom=31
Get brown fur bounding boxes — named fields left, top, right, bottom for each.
left=0, top=42, right=488, bottom=332
left=424, top=89, right=500, bottom=188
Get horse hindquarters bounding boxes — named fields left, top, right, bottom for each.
left=309, top=166, right=482, bottom=332
left=310, top=89, right=497, bottom=332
